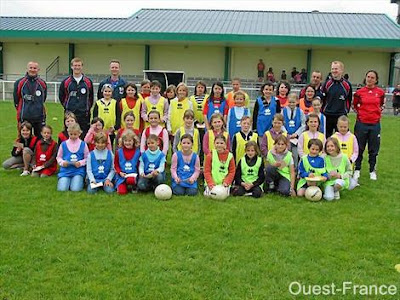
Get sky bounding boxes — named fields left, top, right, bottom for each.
left=1, top=0, right=398, bottom=21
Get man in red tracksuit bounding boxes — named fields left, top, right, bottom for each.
left=13, top=61, right=47, bottom=137
left=59, top=57, right=93, bottom=137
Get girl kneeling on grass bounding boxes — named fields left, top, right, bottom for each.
left=297, top=138, right=328, bottom=197
left=232, top=141, right=265, bottom=198
left=3, top=121, right=38, bottom=175
left=57, top=123, right=89, bottom=192
left=114, top=129, right=141, bottom=195
left=323, top=137, right=357, bottom=201
left=86, top=132, right=115, bottom=194
left=265, top=135, right=296, bottom=197
left=31, top=125, right=57, bottom=178
left=203, top=135, right=235, bottom=197
left=137, top=134, right=166, bottom=192
left=171, top=134, right=201, bottom=196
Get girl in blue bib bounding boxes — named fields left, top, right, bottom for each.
left=56, top=123, right=89, bottom=192
left=171, top=134, right=200, bottom=196
left=86, top=131, right=115, bottom=194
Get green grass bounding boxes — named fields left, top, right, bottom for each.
left=1, top=101, right=400, bottom=299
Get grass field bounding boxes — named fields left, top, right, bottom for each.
left=1, top=101, right=400, bottom=299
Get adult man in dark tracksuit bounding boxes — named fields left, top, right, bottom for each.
left=13, top=61, right=47, bottom=137
left=321, top=61, right=352, bottom=137
left=97, top=59, right=127, bottom=103
left=59, top=57, right=94, bottom=137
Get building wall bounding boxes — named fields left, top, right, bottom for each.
left=3, top=42, right=69, bottom=78
left=3, top=42, right=392, bottom=86
left=75, top=44, right=144, bottom=75
left=150, top=45, right=225, bottom=79
left=231, top=47, right=308, bottom=81
left=311, top=50, right=390, bottom=85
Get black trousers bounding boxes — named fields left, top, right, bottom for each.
left=324, top=114, right=341, bottom=137
left=354, top=121, right=381, bottom=172
left=232, top=185, right=263, bottom=198
left=265, top=165, right=291, bottom=196
left=76, top=114, right=90, bottom=139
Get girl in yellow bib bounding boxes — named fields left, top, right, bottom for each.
left=332, top=115, right=359, bottom=166
left=260, top=113, right=287, bottom=157
left=140, top=80, right=169, bottom=128
left=203, top=135, right=235, bottom=197
left=172, top=109, right=200, bottom=155
left=92, top=84, right=121, bottom=147
left=167, top=83, right=193, bottom=136
left=119, top=82, right=143, bottom=132
left=265, top=135, right=296, bottom=196
left=202, top=113, right=230, bottom=156
left=323, top=137, right=357, bottom=201
left=231, top=116, right=258, bottom=164
left=298, top=113, right=325, bottom=158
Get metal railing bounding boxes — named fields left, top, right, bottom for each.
left=45, top=56, right=60, bottom=81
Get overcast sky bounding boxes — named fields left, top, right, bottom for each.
left=1, top=0, right=398, bottom=21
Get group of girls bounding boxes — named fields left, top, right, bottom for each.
left=3, top=78, right=361, bottom=201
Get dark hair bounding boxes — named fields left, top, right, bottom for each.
left=20, top=121, right=33, bottom=132
left=307, top=138, right=323, bottom=151
left=260, top=81, right=274, bottom=95
left=165, top=84, right=176, bottom=98
left=305, top=113, right=320, bottom=131
left=124, top=82, right=138, bottom=95
left=276, top=81, right=291, bottom=97
left=150, top=80, right=162, bottom=89
left=214, top=133, right=227, bottom=144
left=91, top=117, right=104, bottom=127
left=194, top=81, right=207, bottom=96
left=123, top=111, right=135, bottom=121
left=363, top=70, right=379, bottom=85
left=304, top=84, right=316, bottom=100
left=180, top=133, right=193, bottom=143
left=210, top=81, right=225, bottom=99
left=41, top=124, right=53, bottom=133
left=245, top=140, right=261, bottom=156
left=183, top=109, right=195, bottom=119
left=148, top=110, right=161, bottom=119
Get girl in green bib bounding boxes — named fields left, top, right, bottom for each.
left=323, top=137, right=355, bottom=201
left=232, top=141, right=265, bottom=198
left=265, top=135, right=296, bottom=196
left=203, top=135, right=235, bottom=197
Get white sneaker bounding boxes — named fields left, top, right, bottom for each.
left=20, top=170, right=30, bottom=176
left=370, top=171, right=377, bottom=180
left=334, top=191, right=340, bottom=200
left=353, top=170, right=360, bottom=181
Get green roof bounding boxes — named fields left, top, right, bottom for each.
left=1, top=9, right=400, bottom=50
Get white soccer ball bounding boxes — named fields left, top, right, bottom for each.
left=210, top=185, right=229, bottom=201
left=305, top=186, right=323, bottom=202
left=154, top=184, right=172, bottom=200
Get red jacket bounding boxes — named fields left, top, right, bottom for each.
left=353, top=86, right=385, bottom=124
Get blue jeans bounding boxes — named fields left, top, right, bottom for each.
left=57, top=175, right=84, bottom=192
left=137, top=173, right=165, bottom=191
left=172, top=185, right=198, bottom=196
left=87, top=183, right=114, bottom=194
